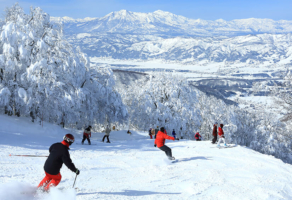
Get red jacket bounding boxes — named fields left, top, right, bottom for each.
left=218, top=124, right=224, bottom=137
left=83, top=129, right=91, bottom=138
left=195, top=132, right=201, bottom=139
left=154, top=131, right=175, bottom=148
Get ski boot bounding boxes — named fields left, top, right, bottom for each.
left=168, top=156, right=175, bottom=160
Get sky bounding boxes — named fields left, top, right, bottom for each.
left=0, top=0, right=291, bottom=21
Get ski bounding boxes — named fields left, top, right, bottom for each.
left=58, top=187, right=79, bottom=191
left=9, top=154, right=48, bottom=157
left=75, top=143, right=97, bottom=145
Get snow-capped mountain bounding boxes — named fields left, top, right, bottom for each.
left=51, top=10, right=292, bottom=36
left=51, top=10, right=292, bottom=64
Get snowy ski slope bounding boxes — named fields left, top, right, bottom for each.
left=0, top=114, right=292, bottom=200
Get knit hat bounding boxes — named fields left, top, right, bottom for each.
left=214, top=122, right=218, bottom=125
left=160, top=127, right=165, bottom=132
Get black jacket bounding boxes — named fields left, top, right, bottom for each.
left=44, top=142, right=77, bottom=175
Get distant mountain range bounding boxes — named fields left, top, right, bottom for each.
left=51, top=10, right=292, bottom=36
left=51, top=10, right=292, bottom=65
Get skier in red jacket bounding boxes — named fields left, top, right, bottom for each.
left=154, top=127, right=178, bottom=160
left=38, top=134, right=80, bottom=191
left=82, top=126, right=92, bottom=145
left=194, top=132, right=202, bottom=141
left=217, top=124, right=227, bottom=147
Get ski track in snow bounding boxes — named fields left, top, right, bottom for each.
left=0, top=115, right=292, bottom=200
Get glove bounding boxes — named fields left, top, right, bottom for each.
left=154, top=144, right=157, bottom=147
left=76, top=169, right=80, bottom=175
left=176, top=138, right=179, bottom=141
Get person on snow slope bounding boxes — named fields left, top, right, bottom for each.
left=172, top=129, right=176, bottom=139
left=102, top=125, right=111, bottom=143
left=149, top=128, right=153, bottom=139
left=38, top=134, right=80, bottom=191
left=212, top=122, right=218, bottom=144
left=154, top=126, right=159, bottom=139
left=217, top=124, right=227, bottom=147
left=194, top=132, right=202, bottom=141
left=154, top=127, right=178, bottom=160
left=82, top=125, right=92, bottom=145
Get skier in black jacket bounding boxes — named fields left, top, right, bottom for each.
left=37, top=134, right=80, bottom=191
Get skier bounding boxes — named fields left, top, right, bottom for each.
left=82, top=125, right=92, bottom=145
left=151, top=128, right=155, bottom=136
left=217, top=124, right=227, bottom=147
left=172, top=129, right=176, bottom=139
left=212, top=122, right=218, bottom=144
left=102, top=125, right=111, bottom=143
left=194, top=132, right=202, bottom=141
left=37, top=134, right=80, bottom=191
left=154, top=127, right=177, bottom=160
left=154, top=126, right=159, bottom=139
left=149, top=128, right=153, bottom=139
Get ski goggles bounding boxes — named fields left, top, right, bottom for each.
left=63, top=136, right=75, bottom=143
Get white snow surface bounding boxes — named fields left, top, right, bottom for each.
left=1, top=114, right=292, bottom=200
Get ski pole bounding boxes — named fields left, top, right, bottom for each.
left=73, top=174, right=78, bottom=188
left=9, top=154, right=48, bottom=157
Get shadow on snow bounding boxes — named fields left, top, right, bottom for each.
left=177, top=156, right=212, bottom=162
left=98, top=189, right=181, bottom=196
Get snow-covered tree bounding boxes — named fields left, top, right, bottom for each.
left=0, top=4, right=127, bottom=129
left=119, top=72, right=241, bottom=140
left=119, top=72, right=201, bottom=137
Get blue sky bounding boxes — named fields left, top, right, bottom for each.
left=1, top=0, right=291, bottom=21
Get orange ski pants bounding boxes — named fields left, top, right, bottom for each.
left=38, top=172, right=62, bottom=191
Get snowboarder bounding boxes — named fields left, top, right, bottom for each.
left=154, top=126, right=159, bottom=139
left=37, top=134, right=80, bottom=191
left=172, top=129, right=176, bottom=139
left=149, top=128, right=153, bottom=139
left=154, top=127, right=178, bottom=160
left=217, top=124, right=227, bottom=147
left=82, top=125, right=92, bottom=145
left=195, top=132, right=202, bottom=141
left=212, top=122, right=218, bottom=144
left=102, top=125, right=111, bottom=143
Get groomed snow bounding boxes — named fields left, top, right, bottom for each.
left=1, top=114, right=292, bottom=200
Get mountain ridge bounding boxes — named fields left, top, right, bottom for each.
left=51, top=9, right=292, bottom=36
